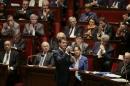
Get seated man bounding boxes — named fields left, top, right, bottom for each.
left=33, top=41, right=54, bottom=67
left=116, top=52, right=130, bottom=81
left=0, top=40, right=20, bottom=86
left=15, top=0, right=32, bottom=20
left=92, top=34, right=113, bottom=71
left=64, top=16, right=83, bottom=38
left=1, top=15, right=20, bottom=36
left=23, top=14, right=45, bottom=36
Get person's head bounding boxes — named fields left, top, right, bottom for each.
left=126, top=4, right=130, bottom=11
left=101, top=34, right=110, bottom=45
left=124, top=52, right=130, bottom=64
left=73, top=46, right=81, bottom=58
left=59, top=38, right=67, bottom=51
left=41, top=41, right=50, bottom=53
left=30, top=14, right=38, bottom=24
left=75, top=36, right=83, bottom=45
left=68, top=16, right=77, bottom=27
left=7, top=15, right=14, bottom=23
left=88, top=18, right=96, bottom=25
left=84, top=5, right=92, bottom=13
left=99, top=17, right=107, bottom=28
left=56, top=32, right=66, bottom=40
left=4, top=40, right=12, bottom=51
left=42, top=0, right=49, bottom=10
left=22, top=0, right=29, bottom=10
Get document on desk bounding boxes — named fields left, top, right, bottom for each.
left=111, top=78, right=129, bottom=82
left=104, top=73, right=121, bottom=78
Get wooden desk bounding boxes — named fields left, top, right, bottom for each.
left=80, top=71, right=128, bottom=86
left=0, top=64, right=8, bottom=86
left=20, top=66, right=75, bottom=86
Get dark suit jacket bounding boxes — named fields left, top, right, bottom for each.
left=53, top=49, right=73, bottom=86
left=33, top=52, right=54, bottom=66
left=71, top=55, right=88, bottom=71
left=115, top=62, right=130, bottom=80
left=92, top=42, right=113, bottom=60
left=15, top=8, right=32, bottom=20
left=38, top=9, right=54, bottom=22
left=63, top=25, right=83, bottom=38
left=23, top=23, right=44, bottom=36
left=0, top=49, right=20, bottom=70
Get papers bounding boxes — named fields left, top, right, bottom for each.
left=11, top=3, right=20, bottom=7
left=104, top=73, right=121, bottom=78
left=111, top=78, right=129, bottom=82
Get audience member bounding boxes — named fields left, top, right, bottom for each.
left=23, top=14, right=45, bottom=36
left=70, top=36, right=89, bottom=56
left=12, top=33, right=25, bottom=51
left=15, top=0, right=32, bottom=20
left=97, top=17, right=113, bottom=39
left=64, top=16, right=83, bottom=38
left=79, top=5, right=98, bottom=23
left=33, top=41, right=54, bottom=67
left=83, top=18, right=98, bottom=39
left=0, top=2, right=6, bottom=19
left=115, top=52, right=130, bottom=81
left=93, top=34, right=113, bottom=71
left=0, top=40, right=20, bottom=86
left=110, top=0, right=128, bottom=9
left=1, top=15, right=20, bottom=36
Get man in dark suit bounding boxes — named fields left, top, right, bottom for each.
left=53, top=38, right=74, bottom=86
left=33, top=41, right=54, bottom=67
left=115, top=52, right=130, bottom=81
left=64, top=16, right=83, bottom=38
left=0, top=40, right=20, bottom=86
left=23, top=14, right=45, bottom=36
left=15, top=0, right=32, bottom=20
left=93, top=34, right=113, bottom=71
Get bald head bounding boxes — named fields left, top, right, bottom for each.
left=124, top=52, right=130, bottom=64
left=56, top=32, right=66, bottom=40
left=4, top=40, right=12, bottom=51
left=41, top=41, right=50, bottom=53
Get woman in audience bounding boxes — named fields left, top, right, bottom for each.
left=23, top=14, right=45, bottom=36
left=70, top=46, right=88, bottom=86
left=1, top=15, right=20, bottom=36
left=83, top=18, right=97, bottom=39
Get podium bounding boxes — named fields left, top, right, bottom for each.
left=80, top=71, right=128, bottom=86
left=0, top=64, right=8, bottom=86
left=20, top=66, right=75, bottom=86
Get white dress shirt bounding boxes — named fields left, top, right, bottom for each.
left=3, top=50, right=11, bottom=65
left=39, top=53, right=47, bottom=66
left=69, top=27, right=76, bottom=38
